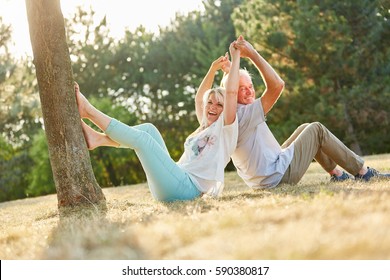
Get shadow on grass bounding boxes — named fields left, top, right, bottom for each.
left=267, top=181, right=377, bottom=199
left=220, top=190, right=272, bottom=201
left=43, top=206, right=143, bottom=260
left=160, top=189, right=273, bottom=214
left=160, top=198, right=218, bottom=216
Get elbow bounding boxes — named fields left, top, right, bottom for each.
left=265, top=79, right=285, bottom=99
left=271, top=79, right=285, bottom=95
left=224, top=115, right=236, bottom=126
left=278, top=79, right=285, bottom=92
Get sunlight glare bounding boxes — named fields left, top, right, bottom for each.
left=1, top=0, right=204, bottom=58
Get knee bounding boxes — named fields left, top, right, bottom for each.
left=142, top=123, right=157, bottom=131
left=139, top=123, right=159, bottom=135
left=295, top=122, right=324, bottom=136
left=309, top=122, right=325, bottom=130
left=305, top=122, right=327, bottom=136
left=298, top=123, right=310, bottom=130
left=294, top=123, right=310, bottom=134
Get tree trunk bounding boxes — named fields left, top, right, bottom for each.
left=25, top=0, right=106, bottom=210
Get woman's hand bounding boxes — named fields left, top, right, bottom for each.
left=229, top=40, right=241, bottom=60
left=211, top=52, right=231, bottom=74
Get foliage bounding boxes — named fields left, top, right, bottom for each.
left=0, top=17, right=41, bottom=202
left=0, top=59, right=41, bottom=146
left=25, top=131, right=54, bottom=197
left=0, top=136, right=31, bottom=202
left=0, top=17, right=13, bottom=80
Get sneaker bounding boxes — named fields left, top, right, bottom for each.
left=330, top=171, right=351, bottom=182
left=355, top=167, right=390, bottom=181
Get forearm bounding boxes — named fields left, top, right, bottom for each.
left=224, top=50, right=240, bottom=125
left=195, top=67, right=217, bottom=104
left=195, top=65, right=219, bottom=124
left=250, top=51, right=285, bottom=114
left=225, top=56, right=239, bottom=95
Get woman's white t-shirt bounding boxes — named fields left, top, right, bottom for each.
left=177, top=115, right=238, bottom=197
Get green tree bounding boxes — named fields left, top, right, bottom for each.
left=0, top=17, right=13, bottom=83
left=66, top=6, right=118, bottom=97
left=25, top=131, right=54, bottom=197
left=1, top=15, right=42, bottom=147
left=0, top=59, right=41, bottom=147
left=0, top=136, right=32, bottom=202
left=0, top=17, right=40, bottom=202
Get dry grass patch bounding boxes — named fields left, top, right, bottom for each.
left=1, top=154, right=389, bottom=260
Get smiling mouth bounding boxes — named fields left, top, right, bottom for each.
left=208, top=111, right=217, bottom=116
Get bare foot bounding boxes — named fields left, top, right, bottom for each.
left=81, top=121, right=99, bottom=150
left=81, top=120, right=119, bottom=150
left=74, top=82, right=91, bottom=119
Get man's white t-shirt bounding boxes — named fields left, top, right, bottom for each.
left=178, top=115, right=238, bottom=197
left=231, top=99, right=294, bottom=188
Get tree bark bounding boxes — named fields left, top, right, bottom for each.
left=25, top=0, right=106, bottom=210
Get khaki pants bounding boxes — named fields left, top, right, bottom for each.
left=279, top=122, right=364, bottom=185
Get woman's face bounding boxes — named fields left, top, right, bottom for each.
left=205, top=93, right=224, bottom=126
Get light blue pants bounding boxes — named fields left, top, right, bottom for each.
left=105, top=119, right=201, bottom=202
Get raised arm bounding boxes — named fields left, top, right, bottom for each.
left=234, top=35, right=285, bottom=115
left=223, top=42, right=240, bottom=125
left=195, top=53, right=230, bottom=125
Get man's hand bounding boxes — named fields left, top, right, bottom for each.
left=233, top=35, right=255, bottom=59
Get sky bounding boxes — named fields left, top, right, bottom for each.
left=1, top=0, right=204, bottom=58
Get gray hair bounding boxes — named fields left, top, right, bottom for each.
left=220, top=68, right=252, bottom=88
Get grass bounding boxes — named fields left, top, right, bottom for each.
left=1, top=154, right=389, bottom=260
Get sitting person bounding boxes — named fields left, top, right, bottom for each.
left=224, top=35, right=389, bottom=189
left=74, top=42, right=240, bottom=201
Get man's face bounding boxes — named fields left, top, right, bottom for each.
left=238, top=74, right=255, bottom=105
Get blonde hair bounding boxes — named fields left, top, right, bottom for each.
left=201, top=87, right=225, bottom=128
